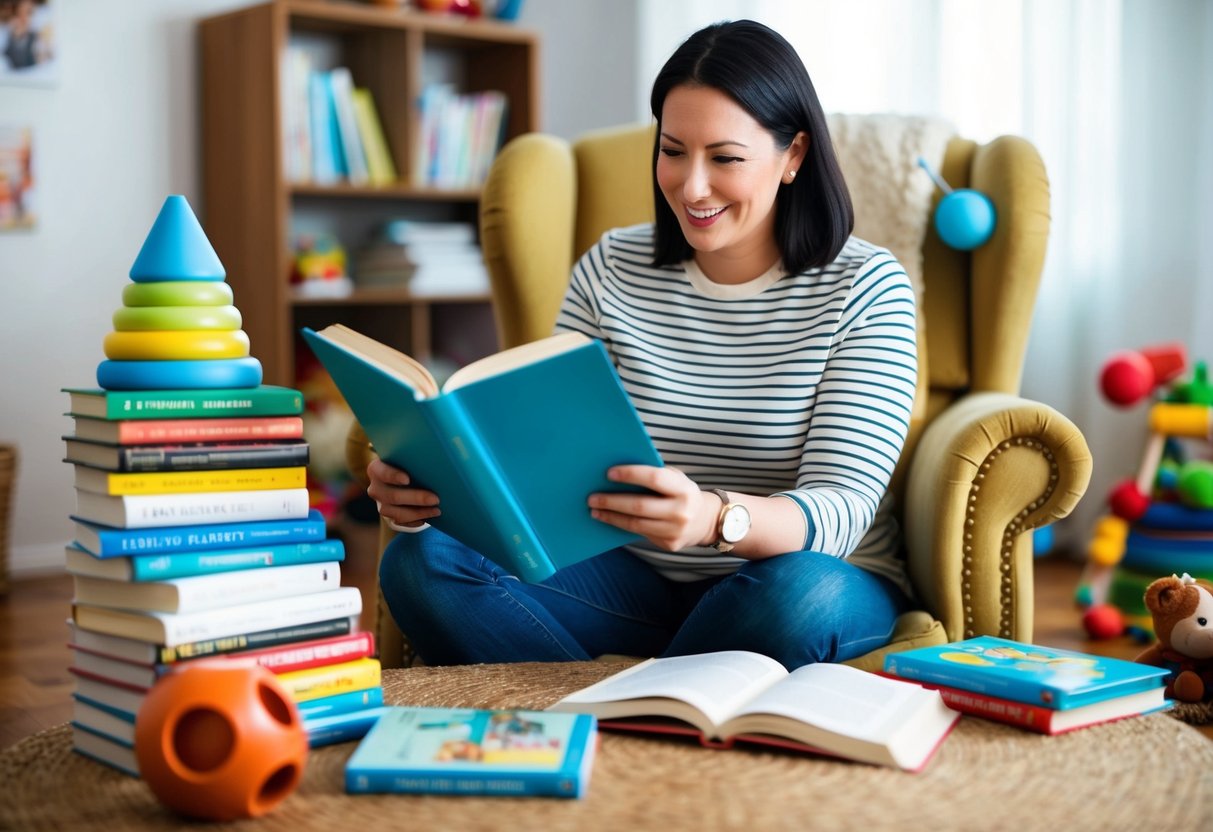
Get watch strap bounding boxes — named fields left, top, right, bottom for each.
left=709, top=488, right=735, bottom=553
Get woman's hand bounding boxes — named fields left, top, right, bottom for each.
left=366, top=458, right=441, bottom=530
left=588, top=465, right=718, bottom=552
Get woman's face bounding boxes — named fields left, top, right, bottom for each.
left=656, top=83, right=805, bottom=282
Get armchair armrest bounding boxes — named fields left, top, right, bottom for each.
left=903, top=393, right=1092, bottom=642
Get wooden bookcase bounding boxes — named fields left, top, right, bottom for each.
left=199, top=0, right=540, bottom=386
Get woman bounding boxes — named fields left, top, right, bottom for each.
left=369, top=20, right=917, bottom=670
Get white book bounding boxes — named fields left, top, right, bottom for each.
left=72, top=675, right=144, bottom=718
left=72, top=586, right=363, bottom=647
left=73, top=487, right=311, bottom=529
left=72, top=561, right=342, bottom=614
left=329, top=66, right=369, bottom=185
left=71, top=648, right=158, bottom=689
left=72, top=697, right=136, bottom=744
left=72, top=725, right=139, bottom=777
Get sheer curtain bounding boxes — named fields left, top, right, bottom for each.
left=637, top=0, right=1213, bottom=549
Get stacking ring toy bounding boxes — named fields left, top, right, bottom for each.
left=113, top=305, right=243, bottom=332
left=97, top=357, right=263, bottom=390
left=123, top=281, right=234, bottom=308
left=104, top=330, right=251, bottom=361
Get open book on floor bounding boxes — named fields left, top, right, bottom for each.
left=547, top=651, right=960, bottom=772
left=301, top=324, right=662, bottom=583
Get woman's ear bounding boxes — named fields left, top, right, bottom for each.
left=787, top=130, right=809, bottom=175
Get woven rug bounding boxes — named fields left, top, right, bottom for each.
left=3, top=662, right=1212, bottom=832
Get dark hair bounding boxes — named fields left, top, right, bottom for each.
left=650, top=20, right=853, bottom=273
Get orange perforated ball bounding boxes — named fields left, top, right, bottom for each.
left=134, top=663, right=308, bottom=821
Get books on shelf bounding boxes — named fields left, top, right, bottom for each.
left=301, top=324, right=663, bottom=583
left=72, top=487, right=312, bottom=529
left=881, top=637, right=1171, bottom=733
left=328, top=66, right=369, bottom=186
left=345, top=707, right=598, bottom=797
left=352, top=220, right=488, bottom=295
left=351, top=88, right=396, bottom=186
left=414, top=84, right=507, bottom=189
left=547, top=651, right=960, bottom=772
left=71, top=510, right=327, bottom=558
left=64, top=438, right=310, bottom=473
left=70, top=415, right=304, bottom=445
left=63, top=385, right=304, bottom=420
left=65, top=539, right=345, bottom=582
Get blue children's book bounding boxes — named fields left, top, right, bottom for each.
left=883, top=636, right=1170, bottom=710
left=345, top=706, right=598, bottom=797
left=71, top=510, right=328, bottom=558
left=301, top=325, right=663, bottom=583
left=65, top=538, right=344, bottom=582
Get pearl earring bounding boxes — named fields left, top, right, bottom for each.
left=786, top=170, right=797, bottom=183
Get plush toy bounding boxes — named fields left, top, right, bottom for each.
left=1135, top=573, right=1213, bottom=702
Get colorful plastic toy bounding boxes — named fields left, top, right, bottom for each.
left=134, top=663, right=308, bottom=821
left=917, top=156, right=996, bottom=250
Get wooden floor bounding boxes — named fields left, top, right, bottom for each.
left=2, top=556, right=1209, bottom=750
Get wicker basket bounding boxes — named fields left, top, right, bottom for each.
left=0, top=444, right=15, bottom=595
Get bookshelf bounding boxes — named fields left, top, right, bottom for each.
left=199, top=0, right=540, bottom=386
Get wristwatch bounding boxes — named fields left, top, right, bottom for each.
left=708, top=488, right=751, bottom=553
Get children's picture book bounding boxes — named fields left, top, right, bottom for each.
left=882, top=636, right=1171, bottom=710
left=345, top=706, right=598, bottom=797
left=547, top=651, right=959, bottom=772
left=71, top=510, right=327, bottom=558
left=301, top=325, right=663, bottom=583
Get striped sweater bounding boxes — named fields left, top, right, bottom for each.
left=555, top=224, right=917, bottom=590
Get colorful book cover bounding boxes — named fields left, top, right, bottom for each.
left=882, top=636, right=1170, bottom=710
left=62, top=386, right=304, bottom=420
left=71, top=510, right=327, bottom=558
left=275, top=656, right=381, bottom=703
left=301, top=325, right=662, bottom=583
left=73, top=465, right=307, bottom=496
left=345, top=706, right=597, bottom=798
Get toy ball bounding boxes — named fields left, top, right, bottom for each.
left=1177, top=460, right=1213, bottom=509
left=1107, top=479, right=1150, bottom=522
left=934, top=189, right=996, bottom=250
left=135, top=663, right=308, bottom=821
left=1082, top=604, right=1125, bottom=640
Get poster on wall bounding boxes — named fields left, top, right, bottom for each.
left=0, top=0, right=56, bottom=85
left=0, top=126, right=35, bottom=230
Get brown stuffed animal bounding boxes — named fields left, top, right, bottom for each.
left=1136, top=574, right=1213, bottom=702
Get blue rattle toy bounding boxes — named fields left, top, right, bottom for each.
left=917, top=157, right=996, bottom=250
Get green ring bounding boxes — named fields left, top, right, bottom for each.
left=122, top=281, right=234, bottom=308
left=112, top=305, right=242, bottom=332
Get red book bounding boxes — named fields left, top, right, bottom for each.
left=71, top=416, right=305, bottom=445
left=216, top=631, right=376, bottom=674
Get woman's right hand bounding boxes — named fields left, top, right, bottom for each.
left=366, top=458, right=441, bottom=530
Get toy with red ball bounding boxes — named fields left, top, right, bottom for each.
left=135, top=663, right=308, bottom=821
left=1098, top=343, right=1187, bottom=407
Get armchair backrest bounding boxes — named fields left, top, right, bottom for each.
left=479, top=119, right=1051, bottom=499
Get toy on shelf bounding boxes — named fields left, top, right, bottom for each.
left=290, top=233, right=352, bottom=299
left=135, top=663, right=308, bottom=821
left=916, top=156, right=996, bottom=251
left=1078, top=342, right=1213, bottom=640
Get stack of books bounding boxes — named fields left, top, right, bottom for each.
left=64, top=196, right=385, bottom=776
left=882, top=636, right=1172, bottom=735
left=356, top=220, right=488, bottom=297
left=414, top=83, right=508, bottom=189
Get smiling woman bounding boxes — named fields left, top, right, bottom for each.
left=369, top=20, right=919, bottom=673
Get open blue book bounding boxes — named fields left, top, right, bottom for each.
left=345, top=706, right=597, bottom=797
left=301, top=325, right=662, bottom=582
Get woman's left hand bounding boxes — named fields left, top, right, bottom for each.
left=588, top=465, right=718, bottom=552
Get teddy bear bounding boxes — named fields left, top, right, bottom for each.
left=1135, top=573, right=1213, bottom=702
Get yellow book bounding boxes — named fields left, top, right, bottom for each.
left=277, top=657, right=382, bottom=703
left=73, top=465, right=307, bottom=496
left=351, top=87, right=397, bottom=186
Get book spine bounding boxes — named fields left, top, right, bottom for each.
left=428, top=396, right=554, bottom=583
left=108, top=416, right=304, bottom=444
left=128, top=540, right=346, bottom=582
left=344, top=768, right=581, bottom=797
left=159, top=615, right=354, bottom=663
left=305, top=706, right=388, bottom=748
left=155, top=587, right=362, bottom=647
left=74, top=387, right=303, bottom=420
left=114, top=442, right=310, bottom=473
left=75, top=487, right=311, bottom=529
left=227, top=630, right=374, bottom=674
left=78, top=511, right=326, bottom=557
left=277, top=657, right=382, bottom=703
left=80, top=466, right=307, bottom=496
left=930, top=686, right=1056, bottom=734
left=296, top=687, right=385, bottom=720
left=151, top=561, right=342, bottom=613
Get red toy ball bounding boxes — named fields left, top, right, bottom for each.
left=134, top=663, right=308, bottom=821
left=1082, top=604, right=1125, bottom=640
left=1108, top=479, right=1150, bottom=521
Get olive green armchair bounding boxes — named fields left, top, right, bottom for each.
left=349, top=121, right=1093, bottom=671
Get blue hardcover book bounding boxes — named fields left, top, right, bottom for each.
left=883, top=636, right=1170, bottom=710
left=301, top=325, right=662, bottom=583
left=70, top=510, right=327, bottom=558
left=65, top=538, right=345, bottom=582
left=306, top=705, right=388, bottom=748
left=309, top=70, right=342, bottom=183
left=297, top=686, right=385, bottom=721
left=345, top=706, right=597, bottom=798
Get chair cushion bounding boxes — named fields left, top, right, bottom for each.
left=841, top=611, right=948, bottom=673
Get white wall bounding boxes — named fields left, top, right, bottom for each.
left=0, top=0, right=640, bottom=577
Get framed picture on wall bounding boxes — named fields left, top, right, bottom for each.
left=0, top=0, right=57, bottom=86
left=0, top=125, right=36, bottom=230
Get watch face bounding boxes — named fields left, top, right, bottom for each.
left=721, top=504, right=751, bottom=544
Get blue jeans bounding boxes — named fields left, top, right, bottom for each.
left=379, top=527, right=911, bottom=670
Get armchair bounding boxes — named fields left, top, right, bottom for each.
left=349, top=121, right=1093, bottom=671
